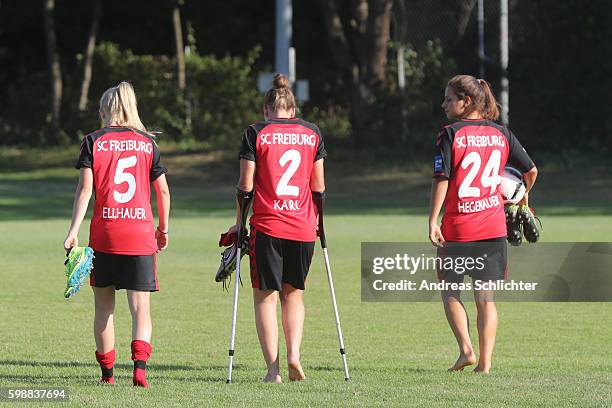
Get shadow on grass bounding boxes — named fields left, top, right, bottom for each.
left=0, top=359, right=247, bottom=371
left=0, top=359, right=208, bottom=371
left=306, top=365, right=439, bottom=374
left=0, top=373, right=225, bottom=384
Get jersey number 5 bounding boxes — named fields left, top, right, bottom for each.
left=276, top=149, right=301, bottom=197
left=458, top=150, right=502, bottom=198
left=113, top=155, right=137, bottom=204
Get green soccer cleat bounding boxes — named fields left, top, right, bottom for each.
left=64, top=246, right=95, bottom=298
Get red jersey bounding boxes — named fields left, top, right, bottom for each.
left=76, top=127, right=167, bottom=255
left=433, top=119, right=534, bottom=242
left=239, top=118, right=327, bottom=242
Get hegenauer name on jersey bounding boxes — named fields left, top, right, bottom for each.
left=434, top=119, right=534, bottom=242
left=436, top=120, right=512, bottom=241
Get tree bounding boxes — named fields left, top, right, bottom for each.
left=78, top=0, right=102, bottom=113
left=316, top=0, right=393, bottom=145
left=171, top=0, right=186, bottom=91
left=43, top=0, right=62, bottom=140
left=171, top=0, right=190, bottom=132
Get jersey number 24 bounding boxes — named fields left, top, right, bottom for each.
left=458, top=150, right=502, bottom=198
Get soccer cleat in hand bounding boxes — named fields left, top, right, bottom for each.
left=64, top=246, right=94, bottom=298
left=215, top=232, right=249, bottom=287
left=518, top=205, right=542, bottom=243
left=505, top=204, right=522, bottom=246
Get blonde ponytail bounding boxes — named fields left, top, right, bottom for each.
left=99, top=81, right=146, bottom=130
left=263, top=73, right=296, bottom=114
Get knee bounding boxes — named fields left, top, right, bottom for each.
left=475, top=299, right=495, bottom=310
left=280, top=288, right=302, bottom=304
left=254, top=290, right=278, bottom=305
left=441, top=290, right=461, bottom=304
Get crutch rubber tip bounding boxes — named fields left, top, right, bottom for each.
left=226, top=379, right=231, bottom=384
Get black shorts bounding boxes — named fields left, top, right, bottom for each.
left=437, top=237, right=508, bottom=284
left=248, top=226, right=315, bottom=291
left=90, top=251, right=159, bottom=291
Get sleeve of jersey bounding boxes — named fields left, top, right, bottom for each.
left=506, top=130, right=535, bottom=173
left=433, top=128, right=452, bottom=179
left=314, top=127, right=327, bottom=161
left=150, top=143, right=168, bottom=181
left=75, top=136, right=93, bottom=169
left=238, top=126, right=257, bottom=162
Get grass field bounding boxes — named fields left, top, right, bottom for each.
left=1, top=146, right=612, bottom=407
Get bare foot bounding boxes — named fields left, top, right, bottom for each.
left=263, top=373, right=282, bottom=384
left=473, top=365, right=490, bottom=374
left=288, top=362, right=306, bottom=381
left=448, top=352, right=477, bottom=372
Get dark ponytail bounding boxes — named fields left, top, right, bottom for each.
left=447, top=75, right=500, bottom=121
left=479, top=79, right=500, bottom=121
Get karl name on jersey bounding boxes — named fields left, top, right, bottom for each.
left=260, top=130, right=319, bottom=213
left=274, top=199, right=300, bottom=211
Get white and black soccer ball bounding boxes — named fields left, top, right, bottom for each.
left=500, top=166, right=526, bottom=204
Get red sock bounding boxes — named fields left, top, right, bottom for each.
left=95, top=349, right=115, bottom=385
left=131, top=340, right=152, bottom=387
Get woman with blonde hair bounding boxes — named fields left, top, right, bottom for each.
left=226, top=73, right=326, bottom=383
left=64, top=81, right=170, bottom=387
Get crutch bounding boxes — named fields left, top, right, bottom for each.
left=313, top=191, right=350, bottom=381
left=227, top=189, right=253, bottom=384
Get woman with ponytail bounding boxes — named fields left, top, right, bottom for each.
left=225, top=73, right=326, bottom=383
left=64, top=81, right=170, bottom=387
left=429, top=75, right=538, bottom=373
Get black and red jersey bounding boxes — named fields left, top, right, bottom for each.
left=76, top=127, right=167, bottom=255
left=239, top=118, right=326, bottom=242
left=433, top=119, right=534, bottom=242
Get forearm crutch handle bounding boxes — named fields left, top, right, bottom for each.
left=312, top=191, right=327, bottom=248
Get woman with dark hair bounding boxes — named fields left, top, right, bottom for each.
left=429, top=75, right=538, bottom=373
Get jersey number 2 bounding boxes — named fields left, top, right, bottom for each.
left=458, top=150, right=502, bottom=198
left=113, top=155, right=137, bottom=204
left=276, top=149, right=301, bottom=197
